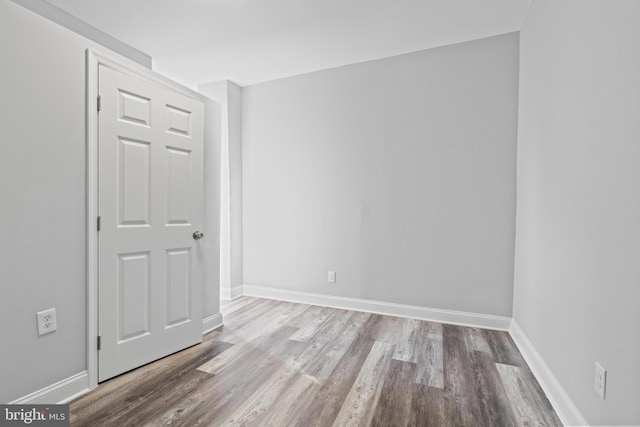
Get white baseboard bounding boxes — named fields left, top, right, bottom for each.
left=242, top=284, right=511, bottom=331
left=203, top=312, right=224, bottom=335
left=220, top=285, right=243, bottom=301
left=10, top=371, right=90, bottom=404
left=509, top=320, right=588, bottom=427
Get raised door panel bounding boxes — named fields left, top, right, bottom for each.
left=165, top=147, right=191, bottom=226
left=166, top=104, right=191, bottom=137
left=118, top=138, right=151, bottom=227
left=165, top=248, right=191, bottom=328
left=117, top=252, right=150, bottom=342
left=118, top=89, right=151, bottom=127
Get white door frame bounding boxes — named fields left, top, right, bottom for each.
left=86, top=49, right=207, bottom=389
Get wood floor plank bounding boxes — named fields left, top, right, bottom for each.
left=286, top=304, right=328, bottom=328
left=464, top=327, right=492, bottom=354
left=70, top=338, right=232, bottom=423
left=302, top=310, right=371, bottom=383
left=484, top=329, right=527, bottom=367
left=410, top=382, right=454, bottom=427
left=369, top=314, right=444, bottom=388
left=371, top=359, right=416, bottom=427
left=363, top=313, right=412, bottom=347
left=496, top=363, right=563, bottom=427
left=251, top=373, right=321, bottom=427
left=222, top=297, right=275, bottom=328
left=197, top=303, right=306, bottom=374
left=332, top=340, right=395, bottom=426
left=215, top=299, right=307, bottom=345
left=469, top=350, right=520, bottom=427
left=105, top=369, right=215, bottom=427
left=442, top=324, right=485, bottom=426
left=496, top=362, right=547, bottom=427
left=524, top=369, right=564, bottom=426
left=289, top=333, right=376, bottom=427
left=221, top=330, right=331, bottom=426
left=392, top=318, right=421, bottom=362
left=288, top=306, right=333, bottom=342
left=219, top=296, right=260, bottom=316
left=413, top=321, right=444, bottom=388
left=198, top=322, right=298, bottom=376
left=159, top=326, right=303, bottom=426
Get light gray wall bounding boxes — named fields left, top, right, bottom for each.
left=242, top=33, right=519, bottom=316
left=10, top=0, right=152, bottom=68
left=202, top=98, right=222, bottom=318
left=0, top=0, right=219, bottom=402
left=228, top=83, right=243, bottom=288
left=0, top=0, right=93, bottom=402
left=199, top=81, right=243, bottom=294
left=513, top=1, right=640, bottom=425
left=198, top=81, right=232, bottom=294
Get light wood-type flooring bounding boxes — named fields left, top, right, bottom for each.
left=70, top=296, right=562, bottom=426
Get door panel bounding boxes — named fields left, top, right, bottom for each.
left=118, top=137, right=151, bottom=226
left=118, top=252, right=150, bottom=342
left=166, top=147, right=192, bottom=224
left=165, top=248, right=191, bottom=327
left=98, top=64, right=204, bottom=382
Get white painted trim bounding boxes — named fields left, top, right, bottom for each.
left=220, top=285, right=244, bottom=301
left=88, top=50, right=203, bottom=102
left=86, top=49, right=99, bottom=391
left=509, top=320, right=588, bottom=427
left=10, top=372, right=89, bottom=405
left=203, top=313, right=224, bottom=335
left=86, top=49, right=209, bottom=390
left=241, top=285, right=511, bottom=331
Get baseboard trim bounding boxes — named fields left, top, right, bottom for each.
left=10, top=371, right=90, bottom=404
left=220, top=285, right=243, bottom=301
left=509, top=320, right=588, bottom=427
left=242, top=285, right=511, bottom=331
left=203, top=312, right=224, bottom=335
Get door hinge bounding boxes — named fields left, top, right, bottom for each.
left=97, top=216, right=101, bottom=232
left=97, top=95, right=101, bottom=112
left=97, top=336, right=101, bottom=351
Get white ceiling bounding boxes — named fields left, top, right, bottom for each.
left=46, top=0, right=532, bottom=88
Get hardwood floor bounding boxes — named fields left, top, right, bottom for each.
left=70, top=297, right=562, bottom=426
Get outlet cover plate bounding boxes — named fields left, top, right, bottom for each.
left=328, top=271, right=336, bottom=283
left=37, top=308, right=57, bottom=335
left=594, top=362, right=606, bottom=399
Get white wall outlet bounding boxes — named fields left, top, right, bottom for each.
left=594, top=362, right=606, bottom=399
left=328, top=271, right=336, bottom=283
left=37, top=308, right=57, bottom=335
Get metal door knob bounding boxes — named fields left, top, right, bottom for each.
left=193, top=231, right=204, bottom=240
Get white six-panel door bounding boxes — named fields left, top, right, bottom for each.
left=98, top=64, right=204, bottom=382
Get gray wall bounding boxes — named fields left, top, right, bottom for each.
left=513, top=0, right=640, bottom=425
left=202, top=98, right=222, bottom=318
left=0, top=0, right=88, bottom=402
left=9, top=0, right=152, bottom=68
left=198, top=81, right=243, bottom=294
left=0, top=0, right=220, bottom=402
left=242, top=33, right=519, bottom=316
left=228, top=84, right=243, bottom=288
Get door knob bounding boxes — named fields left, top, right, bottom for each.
left=193, top=231, right=204, bottom=240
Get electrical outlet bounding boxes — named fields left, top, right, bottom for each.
left=37, top=308, right=57, bottom=335
left=328, top=271, right=336, bottom=283
left=594, top=362, right=606, bottom=399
